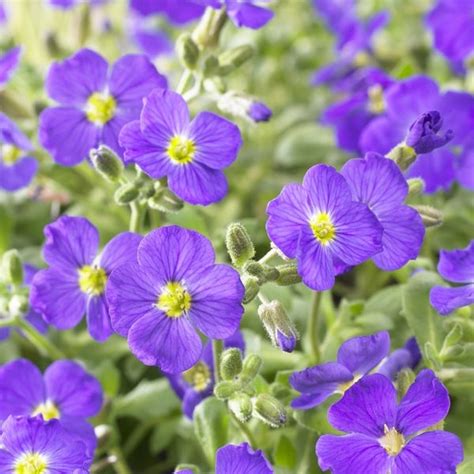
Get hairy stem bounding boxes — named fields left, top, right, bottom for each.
left=16, top=318, right=65, bottom=360
left=308, top=291, right=322, bottom=363
left=212, top=338, right=224, bottom=383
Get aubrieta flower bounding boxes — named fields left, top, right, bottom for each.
left=0, top=46, right=21, bottom=88
left=132, top=27, right=173, bottom=59
left=0, top=358, right=103, bottom=454
left=119, top=89, right=242, bottom=206
left=0, top=113, right=38, bottom=192
left=130, top=0, right=205, bottom=23
left=316, top=370, right=464, bottom=473
left=290, top=331, right=389, bottom=409
left=266, top=164, right=383, bottom=291
left=378, top=337, right=421, bottom=380
left=39, top=48, right=167, bottom=166
left=31, top=216, right=142, bottom=341
left=167, top=330, right=244, bottom=418
left=107, top=225, right=245, bottom=373
left=426, top=0, right=474, bottom=70
left=341, top=153, right=425, bottom=271
left=47, top=0, right=107, bottom=8
left=430, top=240, right=474, bottom=315
left=0, top=416, right=91, bottom=473
left=247, top=100, right=272, bottom=123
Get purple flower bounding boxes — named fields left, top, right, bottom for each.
left=0, top=358, right=103, bottom=454
left=215, top=442, right=273, bottom=473
left=248, top=101, right=272, bottom=122
left=47, top=0, right=107, bottom=9
left=167, top=330, right=244, bottom=418
left=130, top=0, right=205, bottom=23
left=426, top=0, right=474, bottom=68
left=107, top=225, right=245, bottom=373
left=0, top=47, right=21, bottom=88
left=266, top=164, right=383, bottom=291
left=30, top=216, right=142, bottom=341
left=378, top=337, right=421, bottom=380
left=430, top=240, right=474, bottom=315
left=316, top=370, right=463, bottom=473
left=341, top=153, right=425, bottom=271
left=405, top=111, right=454, bottom=154
left=39, top=48, right=167, bottom=166
left=0, top=113, right=38, bottom=192
left=119, top=89, right=242, bottom=206
left=290, top=331, right=390, bottom=409
left=132, top=28, right=173, bottom=59
left=0, top=416, right=91, bottom=472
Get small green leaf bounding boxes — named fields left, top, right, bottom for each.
left=273, top=435, right=297, bottom=469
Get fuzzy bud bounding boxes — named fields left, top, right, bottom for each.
left=270, top=382, right=292, bottom=400
left=2, top=249, right=23, bottom=286
left=148, top=188, right=184, bottom=213
left=406, top=178, right=425, bottom=198
left=242, top=276, right=260, bottom=304
left=228, top=393, right=253, bottom=423
left=225, top=223, right=255, bottom=267
left=275, top=263, right=301, bottom=286
left=220, top=348, right=243, bottom=381
left=244, top=261, right=266, bottom=284
left=387, top=143, right=417, bottom=171
left=424, top=341, right=442, bottom=370
left=253, top=393, right=287, bottom=428
left=396, top=368, right=416, bottom=399
left=214, top=381, right=238, bottom=400
left=218, top=45, right=254, bottom=75
left=240, top=354, right=262, bottom=384
left=176, top=33, right=199, bottom=70
left=217, top=91, right=272, bottom=123
left=443, top=323, right=463, bottom=348
left=263, top=266, right=279, bottom=282
left=114, top=183, right=139, bottom=205
left=414, top=205, right=443, bottom=227
left=90, top=145, right=124, bottom=182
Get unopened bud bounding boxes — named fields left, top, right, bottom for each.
left=114, top=183, right=139, bottom=205
left=214, top=381, right=238, bottom=400
left=8, top=294, right=28, bottom=317
left=244, top=261, right=266, bottom=283
left=270, top=382, right=291, bottom=400
left=240, top=354, right=262, bottom=384
left=148, top=188, right=184, bottom=213
left=217, top=91, right=272, bottom=123
left=442, top=345, right=464, bottom=360
left=275, top=263, right=301, bottom=286
left=2, top=249, right=23, bottom=286
left=396, top=368, right=416, bottom=399
left=253, top=393, right=287, bottom=428
left=176, top=33, right=199, bottom=70
left=202, top=55, right=220, bottom=77
left=226, top=223, right=255, bottom=267
left=220, top=348, right=243, bottom=380
left=263, top=266, right=279, bottom=282
left=387, top=143, right=417, bottom=171
left=242, top=276, right=260, bottom=304
left=407, top=178, right=425, bottom=198
left=415, top=205, right=443, bottom=227
left=228, top=393, right=253, bottom=422
left=218, top=45, right=254, bottom=75
left=90, top=145, right=124, bottom=182
left=424, top=341, right=441, bottom=370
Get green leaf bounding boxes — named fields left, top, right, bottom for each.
left=293, top=401, right=339, bottom=434
left=149, top=417, right=180, bottom=454
left=273, top=435, right=297, bottom=469
left=93, top=360, right=120, bottom=397
left=458, top=457, right=474, bottom=474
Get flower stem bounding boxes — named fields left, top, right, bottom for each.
left=15, top=318, right=65, bottom=360
left=212, top=338, right=224, bottom=383
left=308, top=291, right=322, bottom=363
left=297, top=432, right=315, bottom=474
left=108, top=447, right=132, bottom=474
left=258, top=248, right=278, bottom=265
left=129, top=202, right=145, bottom=233
left=176, top=69, right=193, bottom=95
left=231, top=412, right=258, bottom=448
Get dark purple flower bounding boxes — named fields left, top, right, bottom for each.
left=0, top=47, right=21, bottom=88
left=215, top=442, right=273, bottom=473
left=378, top=337, right=421, bottom=380
left=316, top=370, right=463, bottom=473
left=430, top=240, right=474, bottom=315
left=0, top=416, right=91, bottom=472
left=167, top=330, right=244, bottom=418
left=248, top=101, right=272, bottom=122
left=119, top=89, right=242, bottom=206
left=107, top=225, right=245, bottom=373
left=130, top=0, right=205, bottom=23
left=405, top=111, right=454, bottom=154
left=426, top=0, right=474, bottom=68
left=0, top=113, right=38, bottom=192
left=39, top=48, right=167, bottom=166
left=0, top=358, right=103, bottom=454
left=266, top=164, right=383, bottom=291
left=30, top=216, right=142, bottom=341
left=290, top=331, right=390, bottom=409
left=341, top=153, right=425, bottom=271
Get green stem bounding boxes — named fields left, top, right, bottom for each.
left=212, top=338, right=224, bottom=383
left=16, top=318, right=65, bottom=360
left=123, top=420, right=155, bottom=456
left=129, top=202, right=145, bottom=233
left=108, top=447, right=132, bottom=474
left=258, top=248, right=278, bottom=265
left=176, top=69, right=193, bottom=95
left=231, top=412, right=258, bottom=448
left=297, top=432, right=315, bottom=474
left=308, top=291, right=322, bottom=363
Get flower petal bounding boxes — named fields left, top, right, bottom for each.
left=290, top=362, right=353, bottom=394
left=0, top=157, right=37, bottom=191
left=359, top=115, right=405, bottom=154
left=99, top=231, right=142, bottom=274
left=86, top=295, right=113, bottom=342
left=291, top=391, right=336, bottom=410
left=228, top=3, right=274, bottom=29
left=182, top=389, right=207, bottom=419
left=430, top=284, right=474, bottom=316
left=437, top=240, right=474, bottom=284
left=215, top=442, right=273, bottom=474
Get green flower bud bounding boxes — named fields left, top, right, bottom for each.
left=214, top=381, right=238, bottom=400
left=244, top=261, right=266, bottom=283
left=228, top=393, right=253, bottom=423
left=424, top=341, right=442, bottom=370
left=396, top=368, right=416, bottom=399
left=203, top=55, right=220, bottom=77
left=242, top=276, right=260, bottom=304
left=387, top=143, right=417, bottom=171
left=114, top=183, right=139, bottom=205
left=263, top=266, right=280, bottom=282
left=442, top=344, right=464, bottom=360
left=406, top=178, right=425, bottom=198
left=192, top=7, right=227, bottom=49
left=225, top=223, right=255, bottom=267
left=2, top=249, right=23, bottom=286
left=240, top=354, right=262, bottom=384
left=414, top=205, right=443, bottom=228
left=275, top=263, right=301, bottom=286
left=148, top=188, right=184, bottom=213
left=218, top=45, right=254, bottom=75
left=90, top=145, right=124, bottom=182
left=270, top=382, right=291, bottom=400
left=175, top=464, right=200, bottom=474
left=8, top=294, right=29, bottom=317
left=220, top=348, right=243, bottom=381
left=253, top=393, right=287, bottom=428
left=443, top=323, right=463, bottom=348
left=176, top=33, right=200, bottom=70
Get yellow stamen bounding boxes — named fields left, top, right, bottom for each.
left=15, top=452, right=47, bottom=474
left=32, top=400, right=60, bottom=421
left=2, top=144, right=22, bottom=165
left=78, top=265, right=107, bottom=295
left=379, top=425, right=405, bottom=456
left=309, top=212, right=336, bottom=245
left=167, top=136, right=196, bottom=164
left=86, top=92, right=116, bottom=125
left=183, top=361, right=211, bottom=392
left=157, top=281, right=192, bottom=318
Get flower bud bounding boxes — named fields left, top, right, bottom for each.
left=247, top=101, right=272, bottom=123
left=220, top=348, right=243, bottom=381
left=214, top=381, right=238, bottom=400
left=396, top=368, right=416, bottom=399
left=253, top=393, right=287, bottom=428
left=114, top=183, right=139, bottom=205
left=90, top=145, right=124, bottom=182
left=275, top=263, right=301, bottom=286
left=263, top=266, right=279, bottom=282
left=228, top=393, right=253, bottom=423
left=8, top=294, right=29, bottom=317
left=217, top=92, right=272, bottom=123
left=424, top=341, right=441, bottom=370
left=406, top=178, right=425, bottom=198
left=386, top=143, right=417, bottom=171
left=242, top=276, right=260, bottom=304
left=240, top=354, right=262, bottom=384
left=443, top=323, right=463, bottom=348
left=218, top=45, right=254, bottom=75
left=414, top=205, right=443, bottom=227
left=244, top=261, right=266, bottom=284
left=2, top=249, right=23, bottom=286
left=225, top=223, right=255, bottom=267
left=176, top=33, right=200, bottom=70
left=270, top=382, right=291, bottom=400
left=405, top=111, right=453, bottom=154
left=442, top=345, right=464, bottom=360
left=148, top=188, right=184, bottom=213
left=202, top=55, right=220, bottom=77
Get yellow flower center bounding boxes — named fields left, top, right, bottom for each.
left=157, top=281, right=192, bottom=318
left=86, top=92, right=116, bottom=125
left=78, top=265, right=107, bottom=295
left=183, top=361, right=211, bottom=392
left=368, top=84, right=385, bottom=114
left=379, top=425, right=405, bottom=456
left=309, top=212, right=336, bottom=245
left=353, top=51, right=370, bottom=67
left=15, top=452, right=47, bottom=474
left=2, top=144, right=22, bottom=165
left=167, top=136, right=196, bottom=164
left=32, top=400, right=60, bottom=421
